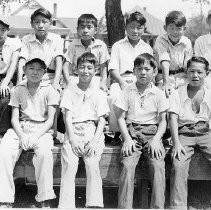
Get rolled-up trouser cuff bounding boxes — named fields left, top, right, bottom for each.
left=35, top=190, right=56, bottom=202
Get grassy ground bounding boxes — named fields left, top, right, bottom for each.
left=13, top=180, right=211, bottom=209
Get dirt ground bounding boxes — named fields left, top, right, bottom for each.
left=13, top=180, right=211, bottom=209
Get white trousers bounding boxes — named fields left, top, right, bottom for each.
left=58, top=122, right=105, bottom=208
left=0, top=122, right=56, bottom=203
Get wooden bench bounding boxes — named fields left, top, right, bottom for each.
left=13, top=143, right=211, bottom=209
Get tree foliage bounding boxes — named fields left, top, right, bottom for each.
left=0, top=0, right=27, bottom=15
left=105, top=0, right=125, bottom=47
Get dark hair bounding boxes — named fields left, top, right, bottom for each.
left=187, top=56, right=209, bottom=73
left=125, top=11, right=146, bottom=26
left=31, top=8, right=52, bottom=22
left=134, top=53, right=157, bottom=69
left=77, top=14, right=98, bottom=28
left=77, top=52, right=98, bottom=67
left=0, top=20, right=9, bottom=29
left=25, top=58, right=47, bottom=70
left=165, top=11, right=186, bottom=27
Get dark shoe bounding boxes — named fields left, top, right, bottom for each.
left=0, top=202, right=13, bottom=208
left=40, top=200, right=51, bottom=208
left=111, top=132, right=122, bottom=146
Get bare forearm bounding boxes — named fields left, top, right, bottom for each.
left=54, top=56, right=63, bottom=84
left=92, top=117, right=106, bottom=143
left=62, top=61, right=70, bottom=85
left=110, top=69, right=124, bottom=86
left=169, top=113, right=180, bottom=145
left=161, top=61, right=170, bottom=85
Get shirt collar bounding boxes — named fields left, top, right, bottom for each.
left=74, top=37, right=100, bottom=47
left=17, top=80, right=49, bottom=88
left=123, top=36, right=146, bottom=46
left=29, top=33, right=54, bottom=43
left=182, top=84, right=211, bottom=107
left=129, top=82, right=157, bottom=95
left=73, top=83, right=95, bottom=98
left=3, top=37, right=12, bottom=46
left=163, top=33, right=188, bottom=46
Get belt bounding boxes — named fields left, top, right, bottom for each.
left=46, top=68, right=55, bottom=73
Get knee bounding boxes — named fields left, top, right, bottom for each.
left=149, top=158, right=165, bottom=170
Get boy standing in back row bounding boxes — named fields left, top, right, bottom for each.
left=63, top=13, right=110, bottom=92
left=18, top=8, right=64, bottom=91
left=154, top=10, right=192, bottom=97
left=108, top=11, right=153, bottom=133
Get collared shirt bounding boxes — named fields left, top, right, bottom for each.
left=19, top=32, right=64, bottom=71
left=169, top=84, right=211, bottom=127
left=60, top=84, right=109, bottom=123
left=114, top=83, right=169, bottom=124
left=108, top=36, right=153, bottom=75
left=65, top=38, right=110, bottom=75
left=194, top=34, right=211, bottom=67
left=9, top=80, right=60, bottom=122
left=0, top=37, right=21, bottom=74
left=154, top=34, right=193, bottom=71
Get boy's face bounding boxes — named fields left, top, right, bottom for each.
left=77, top=61, right=95, bottom=83
left=77, top=21, right=97, bottom=41
left=0, top=23, right=9, bottom=41
left=126, top=21, right=145, bottom=41
left=134, top=61, right=155, bottom=85
left=164, top=23, right=185, bottom=44
left=31, top=15, right=51, bottom=37
left=187, top=61, right=207, bottom=87
left=24, top=62, right=45, bottom=84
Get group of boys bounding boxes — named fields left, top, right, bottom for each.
left=0, top=5, right=210, bottom=210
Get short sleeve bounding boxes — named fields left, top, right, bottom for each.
left=60, top=88, right=73, bottom=111
left=168, top=89, right=180, bottom=115
left=95, top=91, right=109, bottom=117
left=194, top=37, right=203, bottom=57
left=65, top=41, right=75, bottom=64
left=157, top=90, right=169, bottom=114
left=114, top=89, right=129, bottom=112
left=154, top=35, right=170, bottom=64
left=108, top=42, right=120, bottom=72
left=9, top=87, right=19, bottom=108
left=99, top=42, right=110, bottom=64
left=47, top=86, right=60, bottom=106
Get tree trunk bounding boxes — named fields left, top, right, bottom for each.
left=105, top=0, right=125, bottom=47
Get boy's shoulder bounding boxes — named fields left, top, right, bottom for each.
left=156, top=34, right=191, bottom=46
left=22, top=32, right=62, bottom=42
left=195, top=33, right=211, bottom=43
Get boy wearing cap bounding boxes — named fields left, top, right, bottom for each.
left=0, top=58, right=60, bottom=208
left=154, top=11, right=192, bottom=97
left=0, top=18, right=21, bottom=136
left=194, top=10, right=211, bottom=89
left=18, top=8, right=63, bottom=91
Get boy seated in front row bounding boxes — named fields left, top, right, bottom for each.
left=115, top=53, right=168, bottom=209
left=154, top=10, right=192, bottom=97
left=58, top=52, right=109, bottom=208
left=169, top=56, right=211, bottom=209
left=0, top=58, right=60, bottom=208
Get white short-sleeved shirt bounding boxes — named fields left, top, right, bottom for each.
left=9, top=81, right=60, bottom=122
left=0, top=37, right=21, bottom=74
left=194, top=34, right=211, bottom=67
left=114, top=83, right=169, bottom=124
left=108, top=36, right=153, bottom=75
left=169, top=84, right=211, bottom=127
left=65, top=38, right=110, bottom=75
left=60, top=84, right=109, bottom=123
left=19, top=33, right=64, bottom=71
left=154, top=34, right=193, bottom=71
